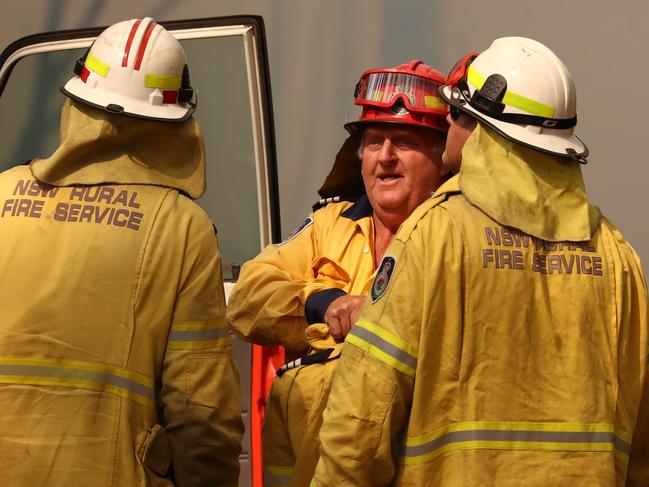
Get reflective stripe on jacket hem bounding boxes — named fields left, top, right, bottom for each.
left=263, top=465, right=293, bottom=486
left=346, top=318, right=417, bottom=376
left=401, top=421, right=632, bottom=465
left=167, top=320, right=231, bottom=350
left=0, top=355, right=154, bottom=407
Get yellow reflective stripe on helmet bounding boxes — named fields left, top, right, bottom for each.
left=85, top=52, right=111, bottom=78
left=467, top=65, right=556, bottom=119
left=346, top=319, right=417, bottom=376
left=401, top=421, right=631, bottom=465
left=424, top=95, right=446, bottom=110
left=167, top=320, right=231, bottom=350
left=144, top=74, right=182, bottom=90
left=0, top=356, right=154, bottom=407
left=263, top=465, right=293, bottom=486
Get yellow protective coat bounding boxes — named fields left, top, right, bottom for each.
left=227, top=197, right=377, bottom=353
left=0, top=100, right=244, bottom=486
left=314, top=129, right=649, bottom=486
left=227, top=197, right=378, bottom=486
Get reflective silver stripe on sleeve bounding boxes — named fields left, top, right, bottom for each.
left=350, top=325, right=417, bottom=369
left=612, top=434, right=632, bottom=455
left=167, top=327, right=229, bottom=342
left=0, top=360, right=155, bottom=407
left=403, top=429, right=630, bottom=457
left=403, top=423, right=631, bottom=464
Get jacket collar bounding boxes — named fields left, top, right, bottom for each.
left=432, top=174, right=460, bottom=198
left=341, top=194, right=373, bottom=221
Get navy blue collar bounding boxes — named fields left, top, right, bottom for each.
left=341, top=194, right=372, bottom=221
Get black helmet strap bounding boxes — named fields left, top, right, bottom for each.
left=73, top=42, right=94, bottom=76
left=458, top=76, right=577, bottom=130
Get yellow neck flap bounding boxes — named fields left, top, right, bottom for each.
left=459, top=125, right=600, bottom=242
left=30, top=99, right=206, bottom=199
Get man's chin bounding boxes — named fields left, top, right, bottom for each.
left=373, top=197, right=409, bottom=216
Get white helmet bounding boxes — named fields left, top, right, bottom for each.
left=61, top=17, right=195, bottom=122
left=440, top=37, right=588, bottom=162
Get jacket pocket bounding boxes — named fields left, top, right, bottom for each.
left=312, top=255, right=351, bottom=284
left=140, top=424, right=172, bottom=476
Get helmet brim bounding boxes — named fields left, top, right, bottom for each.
left=439, top=84, right=588, bottom=161
left=62, top=77, right=194, bottom=122
left=344, top=118, right=448, bottom=136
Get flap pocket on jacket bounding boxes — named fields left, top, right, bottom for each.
left=312, top=256, right=351, bottom=284
left=140, top=424, right=172, bottom=476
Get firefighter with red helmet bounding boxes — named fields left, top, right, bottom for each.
left=0, top=18, right=243, bottom=485
left=314, top=38, right=649, bottom=486
left=227, top=60, right=451, bottom=486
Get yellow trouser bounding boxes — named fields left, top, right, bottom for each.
left=263, top=325, right=342, bottom=487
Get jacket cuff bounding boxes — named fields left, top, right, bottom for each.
left=305, top=288, right=347, bottom=324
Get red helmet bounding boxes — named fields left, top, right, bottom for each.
left=344, top=60, right=449, bottom=134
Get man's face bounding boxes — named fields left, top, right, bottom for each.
left=361, top=124, right=446, bottom=223
left=441, top=111, right=477, bottom=173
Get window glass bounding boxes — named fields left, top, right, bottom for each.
left=184, top=36, right=261, bottom=280
left=0, top=49, right=82, bottom=168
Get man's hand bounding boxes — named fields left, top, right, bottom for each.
left=324, top=295, right=367, bottom=341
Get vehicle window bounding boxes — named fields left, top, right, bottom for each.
left=186, top=35, right=262, bottom=280
left=0, top=49, right=82, bottom=170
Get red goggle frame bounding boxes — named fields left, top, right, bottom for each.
left=446, top=51, right=480, bottom=87
left=353, top=68, right=447, bottom=114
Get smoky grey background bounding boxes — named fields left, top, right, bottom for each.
left=2, top=0, right=647, bottom=273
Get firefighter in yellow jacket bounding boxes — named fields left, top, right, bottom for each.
left=227, top=61, right=450, bottom=485
left=314, top=37, right=649, bottom=486
left=0, top=19, right=243, bottom=486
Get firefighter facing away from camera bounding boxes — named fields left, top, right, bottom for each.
left=0, top=18, right=243, bottom=486
left=314, top=37, right=648, bottom=487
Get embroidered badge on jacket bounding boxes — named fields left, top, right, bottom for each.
left=371, top=255, right=396, bottom=302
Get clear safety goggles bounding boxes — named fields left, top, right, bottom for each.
left=353, top=69, right=446, bottom=113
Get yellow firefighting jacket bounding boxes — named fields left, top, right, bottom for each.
left=227, top=197, right=378, bottom=486
left=0, top=100, right=244, bottom=486
left=314, top=129, right=649, bottom=486
left=227, top=196, right=377, bottom=354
